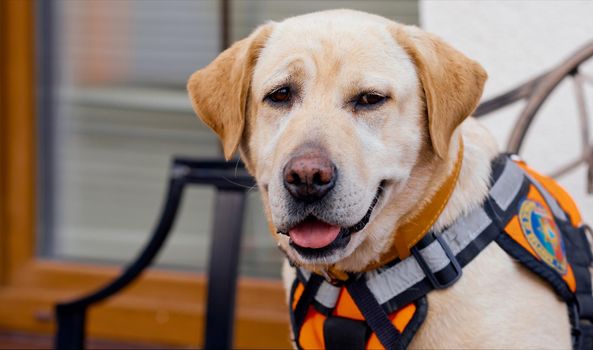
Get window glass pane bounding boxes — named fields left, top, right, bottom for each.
left=38, top=0, right=418, bottom=279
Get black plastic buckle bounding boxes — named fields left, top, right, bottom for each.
left=411, top=234, right=463, bottom=289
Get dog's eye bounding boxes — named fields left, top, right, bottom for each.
left=356, top=92, right=386, bottom=107
left=266, top=87, right=291, bottom=104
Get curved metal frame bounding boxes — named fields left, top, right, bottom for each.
left=507, top=41, right=593, bottom=154
left=55, top=175, right=184, bottom=349
left=475, top=40, right=593, bottom=188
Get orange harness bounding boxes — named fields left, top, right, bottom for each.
left=289, top=155, right=593, bottom=350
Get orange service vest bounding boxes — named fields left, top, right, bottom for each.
left=289, top=155, right=593, bottom=350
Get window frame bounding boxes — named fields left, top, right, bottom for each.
left=0, top=1, right=290, bottom=347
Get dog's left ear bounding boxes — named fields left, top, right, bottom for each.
left=187, top=24, right=273, bottom=160
left=391, top=25, right=487, bottom=159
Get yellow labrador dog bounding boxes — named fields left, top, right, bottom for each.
left=188, top=9, right=588, bottom=349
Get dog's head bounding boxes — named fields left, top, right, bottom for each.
left=188, top=10, right=486, bottom=272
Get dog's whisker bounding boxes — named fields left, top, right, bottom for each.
left=233, top=158, right=242, bottom=177
left=221, top=176, right=257, bottom=190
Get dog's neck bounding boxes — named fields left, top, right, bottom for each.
left=432, top=120, right=499, bottom=230
left=361, top=139, right=464, bottom=272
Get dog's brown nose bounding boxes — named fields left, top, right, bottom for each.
left=283, top=150, right=337, bottom=202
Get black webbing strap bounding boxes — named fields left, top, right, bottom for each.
left=569, top=225, right=593, bottom=350
left=568, top=225, right=593, bottom=313
left=577, top=294, right=593, bottom=319
left=578, top=323, right=593, bottom=350
left=291, top=273, right=324, bottom=348
left=323, top=316, right=368, bottom=350
left=347, top=277, right=401, bottom=350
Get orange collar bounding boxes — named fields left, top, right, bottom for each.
left=321, top=138, right=464, bottom=281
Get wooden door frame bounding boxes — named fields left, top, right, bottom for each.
left=0, top=1, right=290, bottom=347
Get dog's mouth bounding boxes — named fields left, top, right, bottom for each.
left=280, top=184, right=384, bottom=258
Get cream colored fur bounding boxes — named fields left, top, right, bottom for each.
left=189, top=9, right=573, bottom=349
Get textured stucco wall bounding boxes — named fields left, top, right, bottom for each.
left=421, top=0, right=593, bottom=224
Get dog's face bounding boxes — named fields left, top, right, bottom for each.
left=188, top=10, right=486, bottom=271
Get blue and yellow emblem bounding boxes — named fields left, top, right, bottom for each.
left=519, top=199, right=568, bottom=275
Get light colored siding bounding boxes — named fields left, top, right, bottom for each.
left=422, top=0, right=593, bottom=227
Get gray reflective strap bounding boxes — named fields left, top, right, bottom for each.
left=297, top=268, right=341, bottom=309
left=490, top=159, right=525, bottom=211
left=316, top=282, right=341, bottom=309
left=301, top=208, right=494, bottom=309
left=363, top=207, right=491, bottom=305
left=365, top=240, right=451, bottom=305
left=523, top=172, right=568, bottom=222
left=494, top=158, right=567, bottom=222
left=442, top=208, right=492, bottom=253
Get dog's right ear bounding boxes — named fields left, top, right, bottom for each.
left=187, top=24, right=273, bottom=160
left=391, top=25, right=487, bottom=159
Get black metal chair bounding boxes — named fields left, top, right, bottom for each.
left=54, top=40, right=593, bottom=350
left=55, top=158, right=254, bottom=350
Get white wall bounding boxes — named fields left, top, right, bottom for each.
left=421, top=0, right=593, bottom=224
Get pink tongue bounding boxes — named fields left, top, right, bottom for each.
left=289, top=218, right=341, bottom=249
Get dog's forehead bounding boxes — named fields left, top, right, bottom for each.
left=252, top=10, right=413, bottom=90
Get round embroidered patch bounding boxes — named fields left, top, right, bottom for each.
left=519, top=199, right=568, bottom=275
